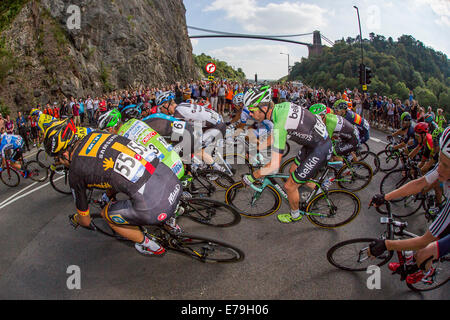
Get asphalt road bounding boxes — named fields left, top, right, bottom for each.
left=0, top=128, right=448, bottom=300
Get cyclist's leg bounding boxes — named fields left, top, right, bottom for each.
left=415, top=241, right=439, bottom=272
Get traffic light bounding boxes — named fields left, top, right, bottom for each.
left=365, top=67, right=372, bottom=85
left=359, top=63, right=365, bottom=85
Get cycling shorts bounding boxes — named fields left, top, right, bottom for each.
left=292, top=139, right=332, bottom=183
left=334, top=127, right=360, bottom=156
left=104, top=165, right=182, bottom=226
left=357, top=127, right=370, bottom=144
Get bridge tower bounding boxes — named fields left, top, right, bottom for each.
left=308, top=30, right=323, bottom=57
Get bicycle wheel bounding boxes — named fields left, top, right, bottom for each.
left=25, top=160, right=48, bottom=182
left=357, top=151, right=380, bottom=176
left=225, top=181, right=282, bottom=218
left=327, top=238, right=394, bottom=271
left=377, top=150, right=399, bottom=172
left=36, top=149, right=53, bottom=168
left=192, top=169, right=235, bottom=194
left=169, top=233, right=244, bottom=263
left=0, top=168, right=20, bottom=187
left=50, top=167, right=72, bottom=195
left=221, top=153, right=254, bottom=176
left=378, top=169, right=423, bottom=217
left=336, top=161, right=373, bottom=192
left=182, top=198, right=241, bottom=227
left=283, top=141, right=291, bottom=158
left=407, top=255, right=449, bottom=292
left=306, top=189, right=360, bottom=228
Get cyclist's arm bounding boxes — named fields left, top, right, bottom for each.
left=71, top=182, right=91, bottom=226
left=252, top=151, right=283, bottom=179
left=385, top=230, right=437, bottom=252
left=384, top=176, right=430, bottom=202
left=408, top=144, right=421, bottom=159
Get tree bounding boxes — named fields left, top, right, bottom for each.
left=414, top=86, right=438, bottom=107
left=392, top=81, right=410, bottom=101
left=439, top=89, right=450, bottom=109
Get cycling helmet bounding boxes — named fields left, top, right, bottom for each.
left=414, top=122, right=429, bottom=134
left=30, top=109, right=41, bottom=117
left=439, top=126, right=450, bottom=159
left=121, top=105, right=141, bottom=122
left=232, top=93, right=244, bottom=105
left=400, top=112, right=411, bottom=122
left=424, top=114, right=434, bottom=123
left=244, top=86, right=272, bottom=110
left=43, top=118, right=78, bottom=156
left=156, top=91, right=175, bottom=106
left=333, top=99, right=348, bottom=110
left=98, top=108, right=122, bottom=130
left=309, top=103, right=327, bottom=115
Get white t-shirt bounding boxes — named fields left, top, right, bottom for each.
left=425, top=165, right=450, bottom=237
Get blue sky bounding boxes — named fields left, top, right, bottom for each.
left=184, top=0, right=450, bottom=80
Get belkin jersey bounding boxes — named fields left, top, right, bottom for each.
left=173, top=103, right=223, bottom=129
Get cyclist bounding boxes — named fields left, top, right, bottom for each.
left=0, top=133, right=29, bottom=177
left=333, top=99, right=370, bottom=145
left=156, top=91, right=228, bottom=172
left=44, top=118, right=182, bottom=257
left=408, top=122, right=435, bottom=173
left=97, top=108, right=185, bottom=180
left=241, top=86, right=333, bottom=224
left=368, top=126, right=450, bottom=284
left=387, top=112, right=417, bottom=154
left=309, top=103, right=359, bottom=161
left=415, top=234, right=450, bottom=274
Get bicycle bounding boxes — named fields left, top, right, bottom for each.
left=225, top=168, right=360, bottom=228
left=327, top=201, right=449, bottom=292
left=0, top=155, right=48, bottom=187
left=82, top=192, right=244, bottom=263
left=279, top=154, right=373, bottom=192
left=49, top=165, right=71, bottom=195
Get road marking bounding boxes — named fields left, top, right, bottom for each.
left=0, top=175, right=65, bottom=210
left=370, top=137, right=388, bottom=145
left=0, top=181, right=38, bottom=207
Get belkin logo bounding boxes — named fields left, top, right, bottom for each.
left=299, top=157, right=320, bottom=178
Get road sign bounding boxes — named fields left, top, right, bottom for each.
left=205, top=63, right=216, bottom=74
left=362, top=84, right=367, bottom=91
left=208, top=75, right=214, bottom=81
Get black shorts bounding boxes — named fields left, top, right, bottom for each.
left=292, top=139, right=333, bottom=183
left=104, top=165, right=182, bottom=226
left=218, top=96, right=225, bottom=104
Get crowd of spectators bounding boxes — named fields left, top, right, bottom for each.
left=0, top=79, right=447, bottom=153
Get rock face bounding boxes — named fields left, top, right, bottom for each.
left=0, top=0, right=198, bottom=115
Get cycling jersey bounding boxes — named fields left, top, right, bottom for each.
left=425, top=165, right=450, bottom=238
left=0, top=134, right=24, bottom=159
left=142, top=113, right=198, bottom=156
left=402, top=124, right=418, bottom=150
left=418, top=133, right=434, bottom=160
left=76, top=127, right=94, bottom=140
left=37, top=113, right=58, bottom=132
left=117, top=119, right=184, bottom=179
left=344, top=110, right=370, bottom=144
left=325, top=113, right=359, bottom=156
left=437, top=234, right=450, bottom=257
left=271, top=102, right=332, bottom=182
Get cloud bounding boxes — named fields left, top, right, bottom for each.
left=414, top=0, right=450, bottom=27
left=190, top=38, right=199, bottom=47
left=208, top=43, right=307, bottom=80
left=204, top=0, right=329, bottom=34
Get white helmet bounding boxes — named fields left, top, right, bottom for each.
left=243, top=86, right=272, bottom=109
left=439, top=126, right=450, bottom=158
left=232, top=93, right=244, bottom=105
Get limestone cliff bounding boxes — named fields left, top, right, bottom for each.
left=0, top=0, right=198, bottom=115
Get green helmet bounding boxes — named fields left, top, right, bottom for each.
left=98, top=108, right=122, bottom=130
left=309, top=103, right=327, bottom=115
left=400, top=112, right=411, bottom=122
left=333, top=99, right=348, bottom=110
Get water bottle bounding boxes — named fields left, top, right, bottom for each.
left=403, top=251, right=415, bottom=265
left=322, top=178, right=333, bottom=191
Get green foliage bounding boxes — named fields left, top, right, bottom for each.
left=193, top=53, right=246, bottom=81
left=0, top=0, right=29, bottom=33
left=0, top=101, right=10, bottom=116
left=100, top=62, right=113, bottom=92
left=289, top=33, right=449, bottom=108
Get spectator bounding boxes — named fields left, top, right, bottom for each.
left=209, top=83, right=218, bottom=111
left=72, top=101, right=80, bottom=126
left=85, top=96, right=94, bottom=125
left=410, top=100, right=418, bottom=120
left=78, top=98, right=85, bottom=124
left=417, top=106, right=425, bottom=122
left=436, top=108, right=447, bottom=128
left=354, top=94, right=362, bottom=115
left=52, top=102, right=60, bottom=119
left=16, top=111, right=30, bottom=152
left=426, top=106, right=435, bottom=120
left=0, top=113, right=5, bottom=133
left=5, top=114, right=14, bottom=134
left=386, top=98, right=395, bottom=130
left=217, top=82, right=226, bottom=115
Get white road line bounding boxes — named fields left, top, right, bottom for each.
left=370, top=137, right=388, bottom=145
left=0, top=175, right=65, bottom=210
left=0, top=181, right=38, bottom=207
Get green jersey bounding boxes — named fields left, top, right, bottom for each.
left=118, top=119, right=185, bottom=179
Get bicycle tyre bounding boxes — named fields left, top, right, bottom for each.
left=193, top=169, right=235, bottom=193
left=50, top=167, right=72, bottom=195
left=169, top=233, right=245, bottom=263
left=182, top=198, right=241, bottom=227
left=306, top=189, right=361, bottom=228
left=358, top=151, right=380, bottom=175
left=25, top=160, right=49, bottom=182
left=378, top=169, right=423, bottom=217
left=377, top=150, right=399, bottom=172
left=406, top=255, right=449, bottom=292
left=36, top=149, right=52, bottom=168
left=327, top=238, right=394, bottom=271
left=336, top=161, right=373, bottom=192
left=225, top=181, right=282, bottom=218
left=0, top=168, right=20, bottom=187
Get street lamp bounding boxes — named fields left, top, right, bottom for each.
left=280, top=52, right=290, bottom=77
left=353, top=6, right=364, bottom=65
left=354, top=5, right=366, bottom=91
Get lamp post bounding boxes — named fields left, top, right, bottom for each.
left=354, top=5, right=366, bottom=91
left=280, top=52, right=290, bottom=78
